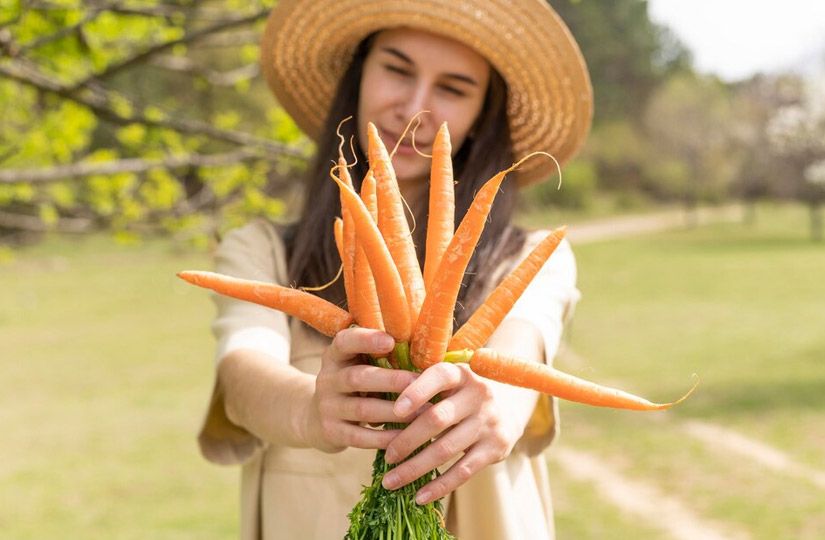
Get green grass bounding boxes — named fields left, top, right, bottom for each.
left=1, top=233, right=236, bottom=539
left=1, top=203, right=823, bottom=539
left=515, top=191, right=676, bottom=229
left=552, top=202, right=825, bottom=539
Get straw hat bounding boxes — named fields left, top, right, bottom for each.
left=260, top=0, right=593, bottom=186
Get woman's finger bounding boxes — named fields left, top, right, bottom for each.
left=327, top=327, right=396, bottom=363
left=381, top=418, right=480, bottom=491
left=332, top=422, right=401, bottom=450
left=413, top=446, right=494, bottom=505
left=384, top=391, right=479, bottom=465
left=336, top=395, right=410, bottom=424
left=335, top=364, right=418, bottom=394
left=392, top=362, right=466, bottom=417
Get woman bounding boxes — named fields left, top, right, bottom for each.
left=198, top=1, right=592, bottom=538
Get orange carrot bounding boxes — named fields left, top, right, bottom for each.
left=352, top=172, right=384, bottom=330
left=466, top=348, right=697, bottom=411
left=367, top=123, right=426, bottom=325
left=333, top=216, right=345, bottom=260
left=337, top=159, right=357, bottom=314
left=177, top=270, right=352, bottom=337
left=362, top=170, right=379, bottom=222
left=423, top=122, right=454, bottom=292
left=331, top=172, right=411, bottom=342
left=409, top=168, right=509, bottom=369
left=449, top=227, right=567, bottom=351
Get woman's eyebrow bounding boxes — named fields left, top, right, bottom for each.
left=379, top=46, right=479, bottom=87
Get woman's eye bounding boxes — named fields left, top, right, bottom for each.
left=384, top=65, right=412, bottom=77
left=439, top=85, right=466, bottom=97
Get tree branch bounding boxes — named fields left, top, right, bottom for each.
left=104, top=3, right=235, bottom=22
left=195, top=29, right=261, bottom=48
left=0, top=148, right=274, bottom=184
left=67, top=7, right=270, bottom=91
left=16, top=9, right=102, bottom=55
left=150, top=55, right=259, bottom=86
left=0, top=61, right=306, bottom=158
left=0, top=209, right=93, bottom=233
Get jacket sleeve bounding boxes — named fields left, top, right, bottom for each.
left=501, top=230, right=580, bottom=455
left=198, top=220, right=292, bottom=465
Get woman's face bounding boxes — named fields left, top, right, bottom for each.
left=357, top=28, right=491, bottom=188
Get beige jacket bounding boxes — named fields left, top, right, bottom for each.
left=197, top=219, right=579, bottom=540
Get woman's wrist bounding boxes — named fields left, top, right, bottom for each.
left=489, top=379, right=540, bottom=446
left=218, top=348, right=318, bottom=449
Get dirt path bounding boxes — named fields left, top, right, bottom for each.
left=551, top=345, right=749, bottom=539
left=683, top=420, right=825, bottom=490
left=553, top=448, right=751, bottom=540
left=547, top=209, right=763, bottom=539
left=566, top=204, right=742, bottom=244
left=552, top=345, right=824, bottom=537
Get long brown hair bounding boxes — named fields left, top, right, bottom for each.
left=284, top=36, right=526, bottom=330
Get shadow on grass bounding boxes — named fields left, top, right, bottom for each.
left=684, top=377, right=825, bottom=418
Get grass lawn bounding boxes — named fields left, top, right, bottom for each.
left=1, top=234, right=235, bottom=539
left=550, top=202, right=825, bottom=539
left=1, top=202, right=822, bottom=538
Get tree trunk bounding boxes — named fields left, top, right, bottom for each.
left=810, top=201, right=823, bottom=242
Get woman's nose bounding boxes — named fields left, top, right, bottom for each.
left=398, top=81, right=433, bottom=122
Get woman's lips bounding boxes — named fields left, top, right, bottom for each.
left=382, top=129, right=429, bottom=157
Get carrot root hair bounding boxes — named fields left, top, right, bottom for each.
left=389, top=110, right=430, bottom=159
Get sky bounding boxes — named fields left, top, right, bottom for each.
left=647, top=0, right=825, bottom=81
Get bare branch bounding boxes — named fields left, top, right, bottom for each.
left=195, top=29, right=261, bottom=48
left=104, top=3, right=236, bottom=22
left=150, top=55, right=259, bottom=86
left=0, top=209, right=93, bottom=233
left=0, top=148, right=273, bottom=184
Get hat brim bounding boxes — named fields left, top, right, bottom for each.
left=261, top=0, right=593, bottom=186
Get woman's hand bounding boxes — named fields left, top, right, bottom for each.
left=304, top=326, right=419, bottom=453
left=379, top=361, right=533, bottom=505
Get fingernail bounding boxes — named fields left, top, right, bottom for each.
left=395, top=397, right=412, bottom=416
left=377, top=335, right=395, bottom=350
left=382, top=472, right=398, bottom=489
left=384, top=447, right=397, bottom=464
left=415, top=489, right=431, bottom=505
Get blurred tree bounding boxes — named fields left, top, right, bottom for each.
left=523, top=159, right=597, bottom=210
left=643, top=73, right=735, bottom=224
left=554, top=0, right=694, bottom=205
left=766, top=76, right=825, bottom=241
left=0, top=0, right=309, bottom=247
left=728, top=74, right=807, bottom=223
left=554, top=0, right=692, bottom=123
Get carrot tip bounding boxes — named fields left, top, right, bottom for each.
left=177, top=270, right=206, bottom=285
left=657, top=373, right=701, bottom=410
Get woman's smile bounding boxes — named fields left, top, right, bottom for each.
left=357, top=28, right=491, bottom=189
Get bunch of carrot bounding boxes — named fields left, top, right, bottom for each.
left=179, top=121, right=694, bottom=412
left=178, top=120, right=695, bottom=538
